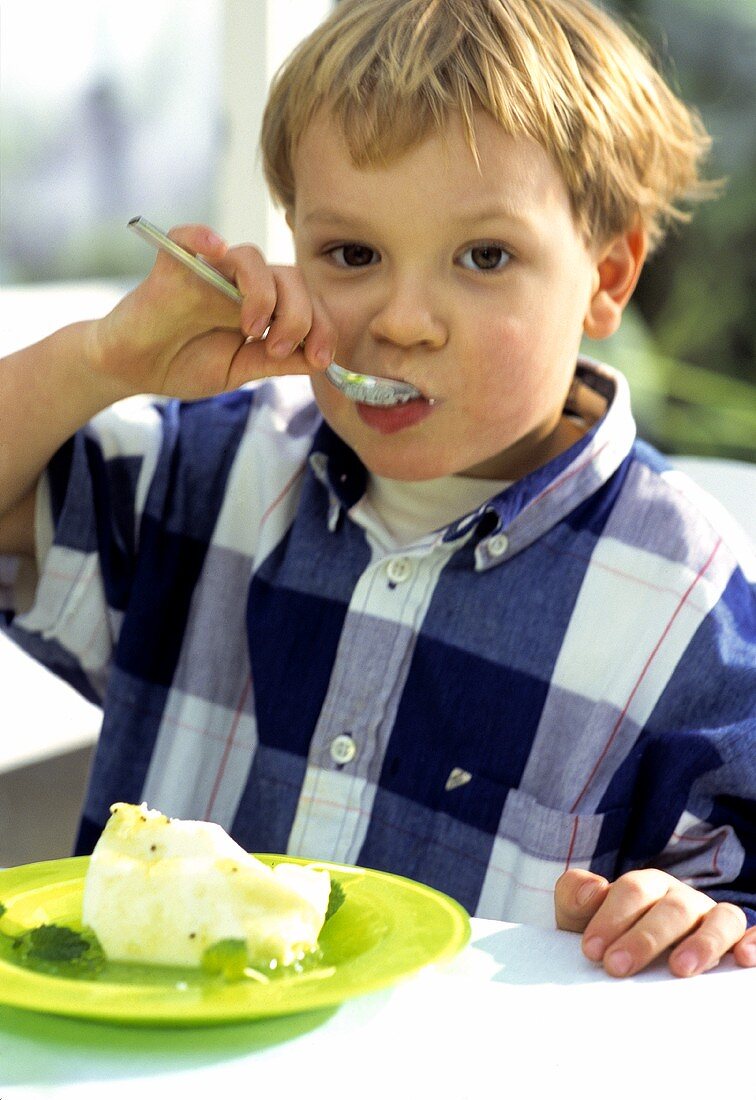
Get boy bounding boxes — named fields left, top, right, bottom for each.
left=1, top=0, right=754, bottom=980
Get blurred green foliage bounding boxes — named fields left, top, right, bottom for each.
left=582, top=0, right=756, bottom=461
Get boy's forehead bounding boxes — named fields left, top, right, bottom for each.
left=292, top=109, right=571, bottom=227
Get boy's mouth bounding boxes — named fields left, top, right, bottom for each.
left=355, top=395, right=436, bottom=434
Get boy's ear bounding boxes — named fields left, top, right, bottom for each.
left=583, top=222, right=647, bottom=340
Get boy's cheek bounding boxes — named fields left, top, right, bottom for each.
left=472, top=352, right=572, bottom=438
left=473, top=315, right=531, bottom=370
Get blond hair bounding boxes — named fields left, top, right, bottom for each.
left=261, top=0, right=717, bottom=253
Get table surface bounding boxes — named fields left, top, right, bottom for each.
left=1, top=917, right=752, bottom=1100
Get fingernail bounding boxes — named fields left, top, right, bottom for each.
left=673, top=949, right=700, bottom=977
left=577, top=881, right=598, bottom=907
left=315, top=348, right=333, bottom=368
left=740, top=943, right=756, bottom=966
left=249, top=317, right=270, bottom=339
left=606, top=949, right=633, bottom=977
left=584, top=936, right=604, bottom=961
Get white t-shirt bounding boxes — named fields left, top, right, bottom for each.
left=361, top=472, right=512, bottom=550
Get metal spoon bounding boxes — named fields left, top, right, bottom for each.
left=128, top=216, right=243, bottom=302
left=324, top=363, right=422, bottom=406
left=128, top=217, right=424, bottom=407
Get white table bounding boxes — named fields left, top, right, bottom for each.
left=0, top=918, right=752, bottom=1100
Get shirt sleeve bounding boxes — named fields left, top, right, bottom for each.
left=1, top=395, right=166, bottom=701
left=620, top=561, right=756, bottom=926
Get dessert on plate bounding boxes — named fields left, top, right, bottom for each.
left=82, top=802, right=331, bottom=969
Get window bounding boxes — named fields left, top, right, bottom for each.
left=0, top=0, right=223, bottom=283
left=0, top=0, right=333, bottom=284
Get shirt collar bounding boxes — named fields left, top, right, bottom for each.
left=309, top=358, right=636, bottom=559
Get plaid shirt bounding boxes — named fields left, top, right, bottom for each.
left=3, top=360, right=755, bottom=925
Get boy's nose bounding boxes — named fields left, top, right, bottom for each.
left=368, top=284, right=447, bottom=350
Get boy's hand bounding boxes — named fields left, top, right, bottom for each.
left=90, top=224, right=336, bottom=400
left=555, top=868, right=756, bottom=978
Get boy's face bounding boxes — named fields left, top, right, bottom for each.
left=290, top=110, right=606, bottom=481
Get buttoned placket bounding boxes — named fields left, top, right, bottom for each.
left=287, top=532, right=464, bottom=864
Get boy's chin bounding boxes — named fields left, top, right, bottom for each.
left=360, top=447, right=501, bottom=483
left=352, top=444, right=454, bottom=483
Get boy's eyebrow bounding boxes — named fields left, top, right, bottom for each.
left=302, top=209, right=370, bottom=229
left=302, top=205, right=540, bottom=233
left=455, top=205, right=531, bottom=224
left=451, top=204, right=546, bottom=235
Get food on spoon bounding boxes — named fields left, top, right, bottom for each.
left=82, top=802, right=331, bottom=969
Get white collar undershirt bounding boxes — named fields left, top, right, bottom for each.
left=361, top=472, right=512, bottom=550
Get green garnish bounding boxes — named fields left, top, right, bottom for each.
left=325, top=879, right=346, bottom=922
left=11, top=924, right=105, bottom=977
left=201, top=938, right=249, bottom=981
left=0, top=870, right=346, bottom=985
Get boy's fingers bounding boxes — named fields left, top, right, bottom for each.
left=217, top=243, right=278, bottom=336
left=590, top=882, right=713, bottom=976
left=554, top=869, right=609, bottom=931
left=262, top=267, right=314, bottom=360
left=223, top=338, right=310, bottom=386
left=580, top=870, right=683, bottom=974
left=156, top=226, right=260, bottom=332
left=138, top=226, right=335, bottom=386
left=732, top=925, right=756, bottom=969
left=167, top=235, right=280, bottom=340
left=580, top=876, right=747, bottom=978
left=301, top=297, right=339, bottom=371
left=570, top=870, right=748, bottom=978
left=167, top=223, right=229, bottom=261
left=668, top=903, right=748, bottom=978
left=580, top=868, right=674, bottom=950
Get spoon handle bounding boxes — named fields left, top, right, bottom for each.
left=128, top=216, right=242, bottom=303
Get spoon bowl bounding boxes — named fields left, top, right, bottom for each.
left=325, top=363, right=423, bottom=407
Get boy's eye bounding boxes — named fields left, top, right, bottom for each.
left=328, top=243, right=379, bottom=268
left=457, top=244, right=510, bottom=272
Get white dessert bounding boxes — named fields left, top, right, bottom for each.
left=82, top=802, right=331, bottom=968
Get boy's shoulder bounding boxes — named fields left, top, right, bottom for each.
left=615, top=437, right=755, bottom=591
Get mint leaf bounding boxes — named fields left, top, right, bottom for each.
left=325, top=879, right=345, bottom=922
left=12, top=924, right=105, bottom=976
left=201, top=938, right=249, bottom=981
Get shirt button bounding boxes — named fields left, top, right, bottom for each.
left=488, top=532, right=509, bottom=558
left=386, top=556, right=414, bottom=584
left=330, top=734, right=357, bottom=765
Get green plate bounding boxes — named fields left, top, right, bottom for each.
left=0, top=855, right=469, bottom=1026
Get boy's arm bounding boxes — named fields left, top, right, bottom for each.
left=0, top=224, right=335, bottom=557
left=555, top=868, right=756, bottom=977
left=0, top=321, right=132, bottom=555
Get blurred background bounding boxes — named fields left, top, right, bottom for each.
left=585, top=0, right=756, bottom=463
left=1, top=0, right=754, bottom=460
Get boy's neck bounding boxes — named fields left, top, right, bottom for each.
left=462, top=414, right=587, bottom=481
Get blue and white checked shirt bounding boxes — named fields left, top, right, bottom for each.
left=3, top=359, right=755, bottom=925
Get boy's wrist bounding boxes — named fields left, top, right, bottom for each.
left=80, top=316, right=141, bottom=406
